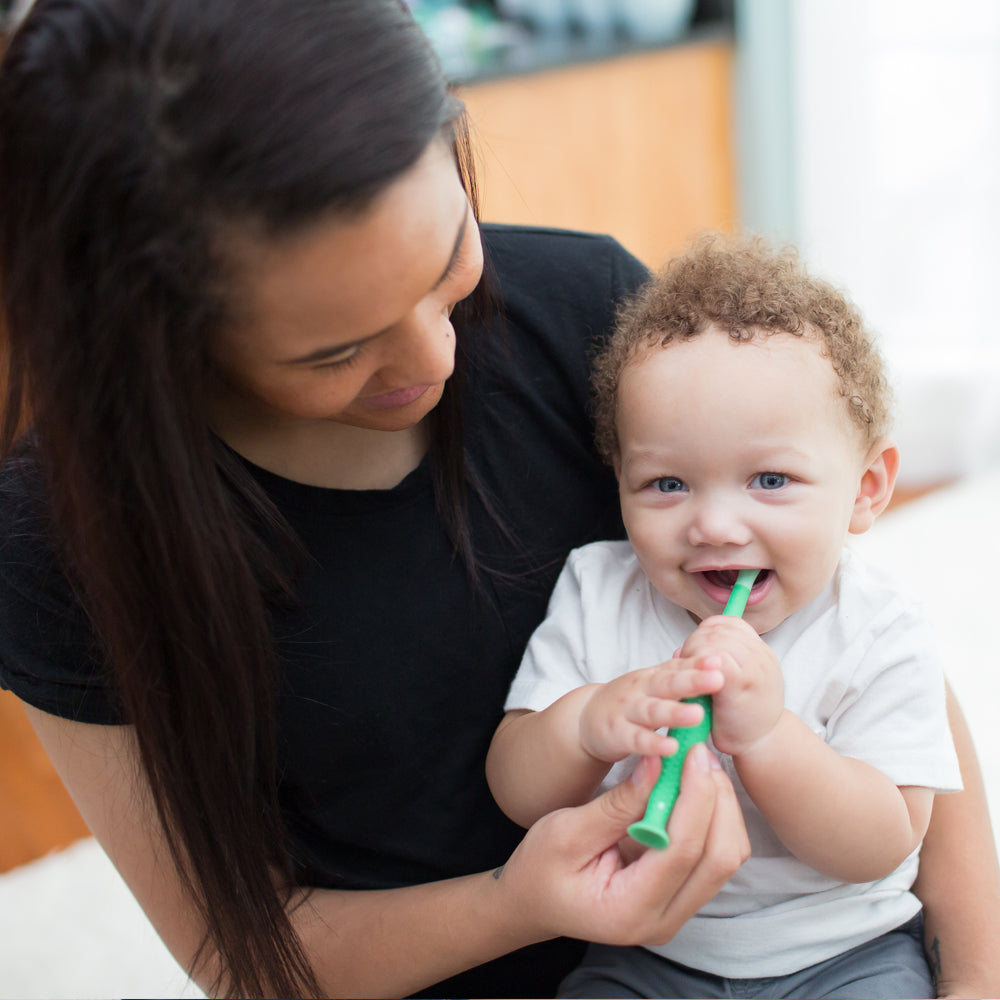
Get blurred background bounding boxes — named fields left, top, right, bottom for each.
left=407, top=0, right=1000, bottom=494
left=4, top=0, right=995, bottom=487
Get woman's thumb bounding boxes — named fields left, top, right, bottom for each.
left=584, top=755, right=662, bottom=837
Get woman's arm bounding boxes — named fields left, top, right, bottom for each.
left=25, top=705, right=748, bottom=998
left=914, top=683, right=1000, bottom=1000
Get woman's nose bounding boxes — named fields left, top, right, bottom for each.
left=686, top=496, right=753, bottom=548
left=386, top=304, right=456, bottom=385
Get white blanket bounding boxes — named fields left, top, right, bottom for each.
left=1, top=469, right=997, bottom=999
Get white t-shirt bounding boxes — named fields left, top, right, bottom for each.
left=505, top=541, right=962, bottom=978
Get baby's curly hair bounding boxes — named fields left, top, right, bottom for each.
left=592, top=232, right=893, bottom=463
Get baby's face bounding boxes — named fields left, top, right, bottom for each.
left=614, top=326, right=872, bottom=634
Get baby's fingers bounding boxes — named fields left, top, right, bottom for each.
left=645, top=663, right=725, bottom=702
left=627, top=693, right=707, bottom=734
left=625, top=726, right=679, bottom=759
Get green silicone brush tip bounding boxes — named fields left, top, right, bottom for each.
left=723, top=568, right=759, bottom=618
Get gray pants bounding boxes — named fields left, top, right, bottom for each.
left=559, top=915, right=933, bottom=1000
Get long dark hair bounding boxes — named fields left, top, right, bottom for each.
left=0, top=1, right=486, bottom=995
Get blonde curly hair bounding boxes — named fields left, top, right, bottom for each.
left=592, top=232, right=893, bottom=463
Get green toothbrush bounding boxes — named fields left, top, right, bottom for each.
left=627, top=568, right=759, bottom=849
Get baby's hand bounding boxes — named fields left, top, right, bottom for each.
left=578, top=662, right=723, bottom=764
left=680, top=617, right=783, bottom=757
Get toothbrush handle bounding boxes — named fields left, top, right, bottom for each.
left=627, top=569, right=757, bottom=849
left=626, top=695, right=712, bottom=849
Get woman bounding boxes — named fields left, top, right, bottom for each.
left=0, top=1, right=995, bottom=997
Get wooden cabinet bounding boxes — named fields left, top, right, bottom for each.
left=458, top=36, right=737, bottom=268
left=0, top=690, right=90, bottom=871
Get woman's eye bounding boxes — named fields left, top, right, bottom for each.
left=313, top=344, right=362, bottom=370
left=441, top=245, right=467, bottom=286
left=753, top=472, right=788, bottom=490
left=653, top=477, right=686, bottom=493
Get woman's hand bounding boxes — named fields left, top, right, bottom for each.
left=495, top=744, right=749, bottom=948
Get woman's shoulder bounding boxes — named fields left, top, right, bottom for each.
left=474, top=224, right=650, bottom=379
left=0, top=444, right=48, bottom=540
left=480, top=222, right=641, bottom=256
left=0, top=444, right=65, bottom=580
left=481, top=223, right=650, bottom=301
left=0, top=445, right=120, bottom=724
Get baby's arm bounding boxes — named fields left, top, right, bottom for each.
left=683, top=617, right=932, bottom=883
left=487, top=664, right=723, bottom=829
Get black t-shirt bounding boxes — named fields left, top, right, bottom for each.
left=0, top=224, right=650, bottom=997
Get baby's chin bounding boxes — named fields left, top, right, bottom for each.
left=738, top=608, right=786, bottom=636
left=683, top=605, right=780, bottom=635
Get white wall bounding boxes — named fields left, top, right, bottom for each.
left=739, top=0, right=1000, bottom=486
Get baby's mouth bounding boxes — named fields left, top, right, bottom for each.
left=701, top=568, right=769, bottom=590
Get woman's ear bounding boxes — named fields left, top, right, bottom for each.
left=849, top=438, right=900, bottom=535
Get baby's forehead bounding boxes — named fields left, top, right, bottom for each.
left=626, top=325, right=869, bottom=444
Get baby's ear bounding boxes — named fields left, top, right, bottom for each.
left=848, top=438, right=900, bottom=535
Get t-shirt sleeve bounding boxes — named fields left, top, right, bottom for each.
left=0, top=459, right=123, bottom=724
left=504, top=549, right=593, bottom=712
left=826, top=597, right=962, bottom=794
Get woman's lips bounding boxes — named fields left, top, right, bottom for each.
left=360, top=384, right=431, bottom=410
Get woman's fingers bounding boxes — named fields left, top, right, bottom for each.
left=503, top=745, right=746, bottom=949
left=497, top=755, right=663, bottom=940
left=641, top=747, right=749, bottom=941
left=612, top=746, right=726, bottom=900
left=566, top=753, right=665, bottom=859
left=575, top=746, right=742, bottom=939
left=594, top=744, right=747, bottom=943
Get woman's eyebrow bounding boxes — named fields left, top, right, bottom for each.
left=282, top=205, right=470, bottom=366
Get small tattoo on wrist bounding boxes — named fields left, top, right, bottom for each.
left=928, top=936, right=943, bottom=980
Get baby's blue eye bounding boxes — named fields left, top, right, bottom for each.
left=753, top=472, right=788, bottom=490
left=654, top=477, right=686, bottom=493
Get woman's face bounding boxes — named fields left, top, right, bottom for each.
left=210, top=137, right=483, bottom=434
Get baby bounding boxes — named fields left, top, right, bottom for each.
left=486, top=234, right=961, bottom=999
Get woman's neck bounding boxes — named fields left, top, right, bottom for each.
left=212, top=406, right=430, bottom=490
